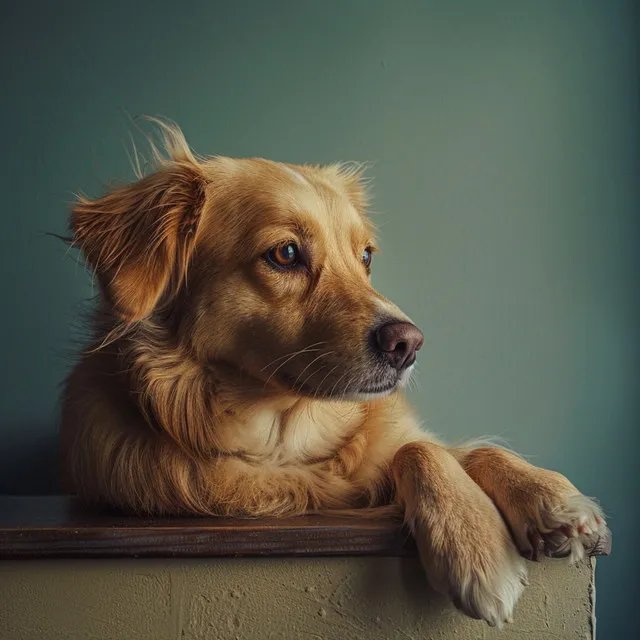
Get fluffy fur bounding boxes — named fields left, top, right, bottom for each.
left=61, top=119, right=609, bottom=627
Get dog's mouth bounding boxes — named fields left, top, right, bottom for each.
left=352, top=363, right=415, bottom=399
left=347, top=380, right=399, bottom=401
left=256, top=320, right=422, bottom=401
left=357, top=381, right=398, bottom=394
left=275, top=361, right=414, bottom=401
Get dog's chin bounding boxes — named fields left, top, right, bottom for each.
left=343, top=386, right=397, bottom=402
left=344, top=364, right=415, bottom=402
left=276, top=364, right=415, bottom=401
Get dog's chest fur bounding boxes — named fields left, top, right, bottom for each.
left=216, top=399, right=367, bottom=464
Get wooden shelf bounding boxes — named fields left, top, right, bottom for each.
left=0, top=496, right=415, bottom=559
left=0, top=496, right=610, bottom=561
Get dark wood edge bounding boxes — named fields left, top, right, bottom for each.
left=0, top=529, right=416, bottom=559
left=0, top=496, right=415, bottom=559
left=0, top=496, right=609, bottom=560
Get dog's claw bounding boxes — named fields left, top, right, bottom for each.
left=589, top=528, right=612, bottom=557
left=525, top=527, right=544, bottom=561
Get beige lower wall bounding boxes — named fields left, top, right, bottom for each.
left=0, top=556, right=595, bottom=640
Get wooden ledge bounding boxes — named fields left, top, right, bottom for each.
left=0, top=496, right=415, bottom=559
left=0, top=496, right=610, bottom=561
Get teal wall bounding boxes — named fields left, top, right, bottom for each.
left=1, top=1, right=638, bottom=635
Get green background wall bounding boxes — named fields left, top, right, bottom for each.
left=1, top=1, right=637, bottom=635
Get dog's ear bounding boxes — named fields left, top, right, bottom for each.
left=71, top=152, right=207, bottom=322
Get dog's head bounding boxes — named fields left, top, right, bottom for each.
left=72, top=122, right=423, bottom=400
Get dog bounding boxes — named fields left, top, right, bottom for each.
left=60, top=119, right=609, bottom=627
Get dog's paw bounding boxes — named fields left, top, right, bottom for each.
left=504, top=469, right=610, bottom=563
left=447, top=536, right=528, bottom=628
left=418, top=478, right=528, bottom=627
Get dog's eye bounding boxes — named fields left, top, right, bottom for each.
left=362, top=247, right=373, bottom=269
left=266, top=243, right=299, bottom=269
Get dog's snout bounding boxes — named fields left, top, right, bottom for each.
left=374, top=322, right=424, bottom=371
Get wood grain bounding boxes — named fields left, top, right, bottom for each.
left=0, top=496, right=415, bottom=559
left=0, top=496, right=610, bottom=560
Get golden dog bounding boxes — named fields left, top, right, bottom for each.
left=61, top=120, right=608, bottom=627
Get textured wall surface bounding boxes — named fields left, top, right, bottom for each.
left=0, top=557, right=596, bottom=640
left=0, top=1, right=637, bottom=636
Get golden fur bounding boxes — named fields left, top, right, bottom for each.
left=61, top=120, right=608, bottom=627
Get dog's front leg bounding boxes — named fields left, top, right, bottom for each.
left=451, top=446, right=610, bottom=562
left=391, top=441, right=528, bottom=627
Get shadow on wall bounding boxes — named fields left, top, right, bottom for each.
left=0, top=424, right=60, bottom=494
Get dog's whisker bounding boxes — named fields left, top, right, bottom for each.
left=313, top=365, right=340, bottom=400
left=328, top=368, right=352, bottom=399
left=340, top=373, right=362, bottom=400
left=260, top=341, right=327, bottom=373
left=291, top=351, right=335, bottom=393
left=296, top=363, right=331, bottom=398
left=261, top=343, right=328, bottom=390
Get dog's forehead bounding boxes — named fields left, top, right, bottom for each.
left=281, top=165, right=310, bottom=187
left=215, top=157, right=370, bottom=240
left=286, top=161, right=370, bottom=227
left=281, top=166, right=370, bottom=245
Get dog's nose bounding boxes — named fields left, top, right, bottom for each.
left=374, top=322, right=424, bottom=371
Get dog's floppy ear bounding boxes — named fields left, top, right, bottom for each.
left=71, top=128, right=207, bottom=322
